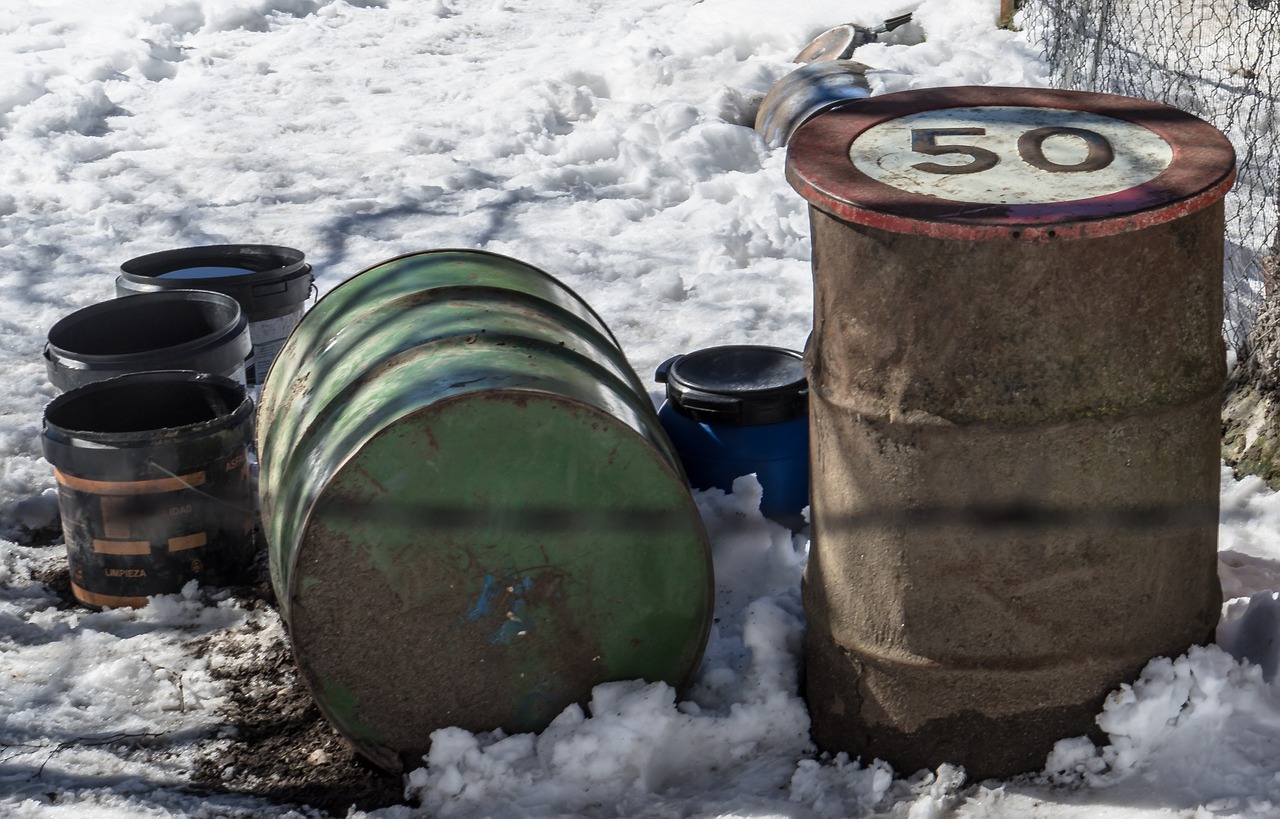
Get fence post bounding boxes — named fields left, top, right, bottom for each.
left=1000, top=0, right=1017, bottom=26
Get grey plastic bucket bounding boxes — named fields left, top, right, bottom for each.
left=44, top=289, right=250, bottom=392
left=118, top=244, right=313, bottom=384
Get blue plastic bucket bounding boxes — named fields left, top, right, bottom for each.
left=655, top=345, right=809, bottom=528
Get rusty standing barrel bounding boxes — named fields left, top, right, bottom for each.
left=255, top=249, right=713, bottom=772
left=785, top=86, right=1235, bottom=778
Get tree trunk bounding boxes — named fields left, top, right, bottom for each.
left=1224, top=244, right=1280, bottom=487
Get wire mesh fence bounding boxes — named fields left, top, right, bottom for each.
left=1016, top=0, right=1279, bottom=359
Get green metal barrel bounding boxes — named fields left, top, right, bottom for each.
left=256, top=249, right=713, bottom=772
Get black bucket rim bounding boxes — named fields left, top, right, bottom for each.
left=42, top=370, right=254, bottom=452
left=118, top=243, right=313, bottom=320
left=45, top=289, right=248, bottom=367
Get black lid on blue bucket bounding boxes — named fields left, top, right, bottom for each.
left=655, top=345, right=807, bottom=426
left=117, top=244, right=312, bottom=321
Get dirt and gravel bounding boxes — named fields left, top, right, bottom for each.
left=26, top=528, right=407, bottom=818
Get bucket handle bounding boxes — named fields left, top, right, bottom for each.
left=145, top=457, right=256, bottom=517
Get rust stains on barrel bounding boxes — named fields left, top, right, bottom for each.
left=786, top=86, right=1234, bottom=778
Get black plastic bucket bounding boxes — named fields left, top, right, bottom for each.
left=117, top=244, right=313, bottom=384
left=44, top=289, right=251, bottom=392
left=41, top=371, right=256, bottom=608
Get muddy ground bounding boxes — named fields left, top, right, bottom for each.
left=27, top=528, right=408, bottom=819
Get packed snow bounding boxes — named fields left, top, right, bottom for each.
left=3, top=0, right=1279, bottom=816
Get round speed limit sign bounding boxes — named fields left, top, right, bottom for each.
left=785, top=87, right=1236, bottom=241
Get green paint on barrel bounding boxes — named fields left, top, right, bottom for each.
left=256, top=249, right=713, bottom=772
left=320, top=680, right=383, bottom=745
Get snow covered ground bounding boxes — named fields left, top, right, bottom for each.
left=3, top=0, right=1280, bottom=816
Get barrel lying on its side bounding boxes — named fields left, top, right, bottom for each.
left=256, top=249, right=714, bottom=772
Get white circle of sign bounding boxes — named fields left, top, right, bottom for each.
left=850, top=106, right=1174, bottom=205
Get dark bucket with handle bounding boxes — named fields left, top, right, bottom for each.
left=41, top=371, right=256, bottom=608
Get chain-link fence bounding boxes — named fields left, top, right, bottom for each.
left=1017, top=0, right=1278, bottom=359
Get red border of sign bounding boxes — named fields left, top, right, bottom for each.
left=784, top=86, right=1237, bottom=242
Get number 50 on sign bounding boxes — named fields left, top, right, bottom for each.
left=851, top=106, right=1174, bottom=206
